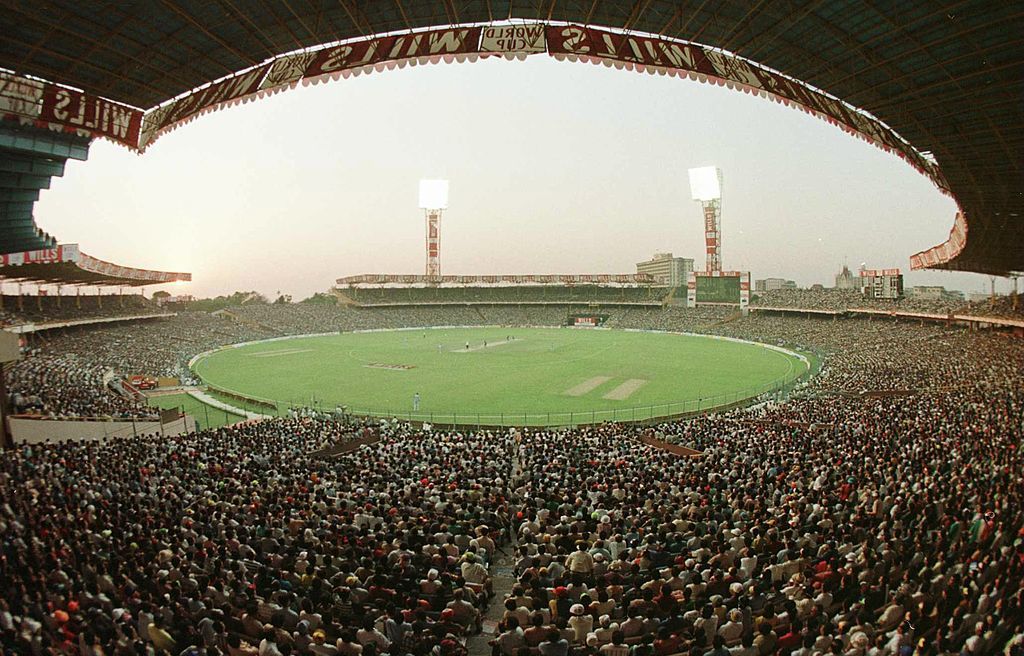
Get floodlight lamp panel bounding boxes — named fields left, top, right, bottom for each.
left=688, top=166, right=722, bottom=201
left=418, top=179, right=449, bottom=209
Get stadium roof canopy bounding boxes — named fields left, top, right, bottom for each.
left=0, top=260, right=181, bottom=287
left=0, top=243, right=191, bottom=287
left=0, top=1, right=1021, bottom=275
left=0, top=123, right=190, bottom=284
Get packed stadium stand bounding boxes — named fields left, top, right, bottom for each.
left=5, top=293, right=1020, bottom=431
left=338, top=286, right=670, bottom=307
left=4, top=297, right=1020, bottom=415
left=963, top=293, right=1024, bottom=320
left=0, top=301, right=1022, bottom=655
left=752, top=289, right=1024, bottom=323
left=0, top=293, right=163, bottom=327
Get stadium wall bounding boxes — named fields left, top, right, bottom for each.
left=8, top=415, right=196, bottom=444
left=6, top=313, right=176, bottom=334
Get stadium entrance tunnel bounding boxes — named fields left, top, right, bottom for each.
left=3, top=9, right=1019, bottom=274
left=187, top=327, right=814, bottom=428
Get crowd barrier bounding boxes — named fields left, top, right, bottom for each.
left=8, top=414, right=196, bottom=444
left=203, top=384, right=277, bottom=413
left=186, top=389, right=268, bottom=422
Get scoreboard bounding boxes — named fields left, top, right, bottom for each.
left=569, top=314, right=608, bottom=327
left=861, top=268, right=903, bottom=299
left=687, top=271, right=750, bottom=307
left=696, top=275, right=740, bottom=303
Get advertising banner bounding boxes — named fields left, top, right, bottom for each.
left=141, top=27, right=481, bottom=148
left=2, top=20, right=952, bottom=205
left=78, top=254, right=191, bottom=282
left=911, top=213, right=966, bottom=270
left=140, top=63, right=272, bottom=147
left=336, top=273, right=655, bottom=286
left=41, top=85, right=142, bottom=147
left=1, top=72, right=142, bottom=148
left=257, top=26, right=483, bottom=95
left=306, top=27, right=481, bottom=78
left=546, top=24, right=947, bottom=193
left=0, top=244, right=79, bottom=267
left=0, top=72, right=44, bottom=119
left=480, top=24, right=546, bottom=53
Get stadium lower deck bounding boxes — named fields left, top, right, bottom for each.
left=1, top=302, right=1023, bottom=655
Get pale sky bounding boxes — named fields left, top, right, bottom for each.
left=32, top=56, right=1003, bottom=299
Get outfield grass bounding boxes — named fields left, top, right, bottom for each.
left=191, top=327, right=808, bottom=426
left=147, top=393, right=245, bottom=430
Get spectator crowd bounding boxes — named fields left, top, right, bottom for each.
left=0, top=294, right=161, bottom=328
left=752, top=288, right=1024, bottom=318
left=0, top=300, right=1021, bottom=656
left=6, top=305, right=732, bottom=419
left=5, top=298, right=1022, bottom=420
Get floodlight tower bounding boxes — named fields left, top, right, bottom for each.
left=687, top=166, right=723, bottom=273
left=418, top=179, right=449, bottom=279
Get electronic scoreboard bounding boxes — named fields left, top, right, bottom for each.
left=687, top=271, right=751, bottom=307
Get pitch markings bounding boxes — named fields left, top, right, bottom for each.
left=603, top=378, right=648, bottom=400
left=565, top=376, right=612, bottom=396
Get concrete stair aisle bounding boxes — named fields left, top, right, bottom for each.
left=467, top=549, right=517, bottom=656
left=467, top=440, right=522, bottom=656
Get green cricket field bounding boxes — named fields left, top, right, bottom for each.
left=191, top=327, right=808, bottom=425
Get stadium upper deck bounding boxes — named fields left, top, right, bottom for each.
left=0, top=2, right=1021, bottom=275
left=337, top=284, right=669, bottom=306
left=0, top=123, right=191, bottom=285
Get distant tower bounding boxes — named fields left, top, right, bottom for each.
left=687, top=166, right=723, bottom=273
left=418, top=180, right=449, bottom=279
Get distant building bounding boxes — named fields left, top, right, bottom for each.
left=909, top=286, right=962, bottom=301
left=636, top=253, right=693, bottom=286
left=755, top=278, right=796, bottom=292
left=834, top=265, right=862, bottom=290
left=155, top=294, right=194, bottom=306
